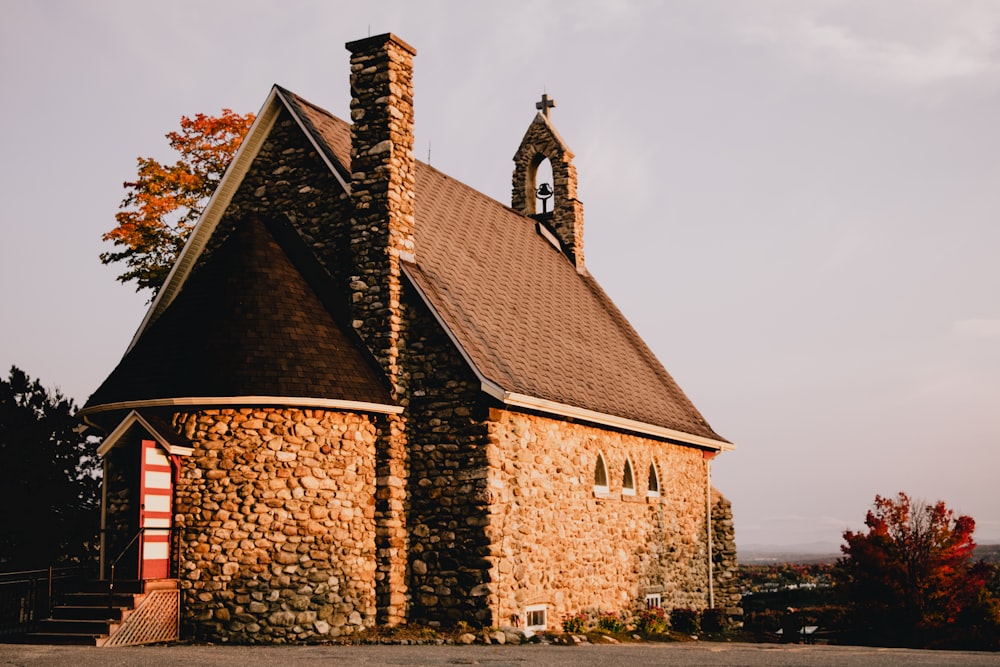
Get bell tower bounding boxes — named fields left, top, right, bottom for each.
left=511, top=94, right=585, bottom=268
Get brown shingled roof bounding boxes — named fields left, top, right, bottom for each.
left=284, top=91, right=726, bottom=443
left=84, top=215, right=393, bottom=412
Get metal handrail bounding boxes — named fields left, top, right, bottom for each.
left=107, top=527, right=172, bottom=611
left=0, top=565, right=88, bottom=637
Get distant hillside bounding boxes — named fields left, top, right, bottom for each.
left=977, top=543, right=1000, bottom=563
left=739, top=542, right=1000, bottom=565
left=738, top=542, right=839, bottom=565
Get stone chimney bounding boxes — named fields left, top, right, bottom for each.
left=512, top=110, right=585, bottom=268
left=345, top=33, right=417, bottom=397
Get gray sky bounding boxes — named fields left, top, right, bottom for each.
left=1, top=0, right=997, bottom=549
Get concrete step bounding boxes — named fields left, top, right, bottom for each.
left=21, top=631, right=106, bottom=646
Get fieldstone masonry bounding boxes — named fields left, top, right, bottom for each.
left=171, top=408, right=379, bottom=642
left=486, top=410, right=715, bottom=627
left=400, top=295, right=493, bottom=625
left=712, top=491, right=742, bottom=621
left=346, top=33, right=417, bottom=399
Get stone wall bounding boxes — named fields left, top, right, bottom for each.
left=400, top=288, right=494, bottom=625
left=711, top=490, right=742, bottom=621
left=485, top=409, right=714, bottom=628
left=170, top=408, right=379, bottom=643
left=204, top=107, right=355, bottom=290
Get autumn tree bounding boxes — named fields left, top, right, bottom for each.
left=837, top=492, right=998, bottom=648
left=101, top=109, right=255, bottom=293
left=0, top=367, right=101, bottom=568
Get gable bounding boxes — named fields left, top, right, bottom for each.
left=82, top=215, right=396, bottom=416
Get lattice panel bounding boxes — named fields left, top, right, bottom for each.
left=102, top=589, right=179, bottom=647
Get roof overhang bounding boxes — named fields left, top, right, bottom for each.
left=486, top=384, right=734, bottom=452
left=402, top=264, right=733, bottom=452
left=80, top=396, right=403, bottom=420
left=96, top=409, right=193, bottom=457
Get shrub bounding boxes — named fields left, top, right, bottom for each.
left=562, top=612, right=587, bottom=634
left=634, top=606, right=667, bottom=634
left=596, top=611, right=627, bottom=633
left=701, top=607, right=727, bottom=633
left=744, top=608, right=782, bottom=635
left=671, top=608, right=701, bottom=634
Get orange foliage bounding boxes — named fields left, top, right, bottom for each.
left=101, top=110, right=255, bottom=293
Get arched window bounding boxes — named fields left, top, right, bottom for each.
left=594, top=452, right=609, bottom=493
left=622, top=457, right=635, bottom=496
left=647, top=462, right=660, bottom=498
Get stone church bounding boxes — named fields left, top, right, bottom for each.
left=80, top=33, right=739, bottom=642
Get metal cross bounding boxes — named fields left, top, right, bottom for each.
left=535, top=93, right=556, bottom=118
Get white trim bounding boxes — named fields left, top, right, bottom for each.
left=525, top=604, right=547, bottom=631
left=97, top=409, right=194, bottom=457
left=535, top=221, right=562, bottom=251
left=500, top=391, right=734, bottom=451
left=274, top=87, right=352, bottom=194
left=82, top=396, right=402, bottom=422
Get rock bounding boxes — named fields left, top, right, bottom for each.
left=268, top=610, right=296, bottom=627
left=458, top=632, right=476, bottom=645
left=314, top=620, right=331, bottom=635
left=490, top=630, right=506, bottom=644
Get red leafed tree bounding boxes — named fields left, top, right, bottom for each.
left=837, top=492, right=997, bottom=647
left=101, top=109, right=255, bottom=294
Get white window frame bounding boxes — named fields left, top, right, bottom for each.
left=622, top=456, right=636, bottom=496
left=645, top=593, right=662, bottom=609
left=593, top=452, right=609, bottom=494
left=647, top=460, right=660, bottom=498
left=525, top=604, right=547, bottom=631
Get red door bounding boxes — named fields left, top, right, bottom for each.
left=139, top=439, right=173, bottom=579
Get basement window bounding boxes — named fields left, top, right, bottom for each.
left=647, top=462, right=660, bottom=498
left=525, top=604, right=547, bottom=631
left=594, top=452, right=609, bottom=494
left=622, top=457, right=636, bottom=496
left=645, top=593, right=662, bottom=609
